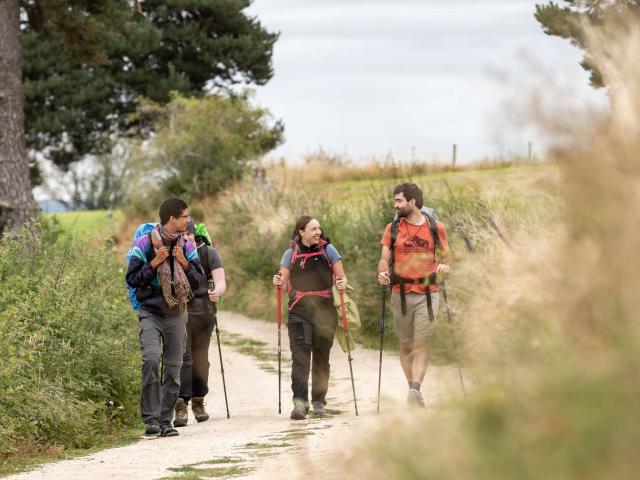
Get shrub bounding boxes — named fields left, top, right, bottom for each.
left=141, top=91, right=284, bottom=201
left=0, top=219, right=139, bottom=460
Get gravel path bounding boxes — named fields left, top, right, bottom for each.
left=7, top=311, right=464, bottom=479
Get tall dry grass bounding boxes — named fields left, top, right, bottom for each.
left=347, top=9, right=640, bottom=480
left=197, top=158, right=554, bottom=362
left=266, top=150, right=534, bottom=187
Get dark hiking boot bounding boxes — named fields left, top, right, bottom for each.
left=311, top=401, right=327, bottom=417
left=290, top=404, right=307, bottom=420
left=191, top=397, right=210, bottom=423
left=144, top=424, right=160, bottom=437
left=159, top=423, right=179, bottom=437
left=173, top=398, right=188, bottom=427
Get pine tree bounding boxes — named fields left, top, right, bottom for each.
left=535, top=0, right=640, bottom=88
left=22, top=0, right=278, bottom=170
left=0, top=0, right=38, bottom=233
left=1, top=0, right=278, bottom=230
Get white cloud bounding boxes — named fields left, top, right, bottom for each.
left=248, top=0, right=606, bottom=162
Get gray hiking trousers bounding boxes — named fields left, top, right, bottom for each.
left=139, top=308, right=187, bottom=426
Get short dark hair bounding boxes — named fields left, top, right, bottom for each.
left=393, top=183, right=423, bottom=209
left=159, top=198, right=189, bottom=225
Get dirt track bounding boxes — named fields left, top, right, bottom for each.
left=7, top=311, right=464, bottom=479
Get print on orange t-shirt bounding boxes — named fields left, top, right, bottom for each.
left=380, top=217, right=449, bottom=294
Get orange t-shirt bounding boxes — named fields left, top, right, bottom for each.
left=380, top=217, right=449, bottom=294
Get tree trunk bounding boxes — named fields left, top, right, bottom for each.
left=0, top=0, right=38, bottom=234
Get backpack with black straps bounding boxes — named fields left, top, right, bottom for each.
left=126, top=223, right=194, bottom=309
left=194, top=223, right=214, bottom=282
left=287, top=237, right=361, bottom=349
left=196, top=242, right=212, bottom=282
left=389, top=206, right=442, bottom=320
left=288, top=238, right=334, bottom=303
left=125, top=223, right=157, bottom=310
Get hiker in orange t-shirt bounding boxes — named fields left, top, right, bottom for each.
left=377, top=183, right=451, bottom=407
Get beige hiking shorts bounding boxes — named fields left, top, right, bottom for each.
left=391, top=291, right=440, bottom=343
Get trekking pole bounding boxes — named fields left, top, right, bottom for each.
left=440, top=281, right=466, bottom=399
left=277, top=285, right=282, bottom=414
left=210, top=280, right=230, bottom=418
left=376, top=285, right=387, bottom=413
left=339, top=287, right=359, bottom=416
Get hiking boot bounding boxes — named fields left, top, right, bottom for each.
left=144, top=424, right=160, bottom=437
left=159, top=423, right=179, bottom=437
left=311, top=401, right=327, bottom=417
left=290, top=404, right=307, bottom=420
left=191, top=397, right=210, bottom=423
left=407, top=388, right=425, bottom=408
left=173, top=398, right=188, bottom=427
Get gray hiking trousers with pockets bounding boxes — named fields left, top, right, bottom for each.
left=139, top=308, right=187, bottom=427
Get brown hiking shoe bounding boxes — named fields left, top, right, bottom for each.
left=173, top=398, right=188, bottom=427
left=311, top=401, right=327, bottom=417
left=191, top=397, right=210, bottom=422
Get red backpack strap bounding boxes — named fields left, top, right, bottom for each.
left=290, top=241, right=299, bottom=264
left=318, top=241, right=333, bottom=271
left=317, top=241, right=337, bottom=285
left=290, top=240, right=335, bottom=271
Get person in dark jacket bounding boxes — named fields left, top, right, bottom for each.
left=126, top=198, right=204, bottom=437
left=173, top=220, right=226, bottom=427
left=272, top=215, right=348, bottom=420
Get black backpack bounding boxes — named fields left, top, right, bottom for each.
left=196, top=241, right=213, bottom=282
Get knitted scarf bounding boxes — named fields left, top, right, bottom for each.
left=150, top=224, right=193, bottom=310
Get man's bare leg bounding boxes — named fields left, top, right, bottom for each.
left=411, top=339, right=429, bottom=385
left=399, top=341, right=414, bottom=384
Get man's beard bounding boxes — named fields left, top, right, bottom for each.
left=397, top=206, right=409, bottom=218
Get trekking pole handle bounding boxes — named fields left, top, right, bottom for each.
left=207, top=279, right=219, bottom=303
left=207, top=279, right=224, bottom=306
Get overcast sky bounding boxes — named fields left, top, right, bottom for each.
left=247, top=0, right=606, bottom=164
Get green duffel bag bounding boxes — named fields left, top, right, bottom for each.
left=333, top=284, right=361, bottom=352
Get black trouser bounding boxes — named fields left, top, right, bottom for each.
left=179, top=297, right=216, bottom=401
left=287, top=306, right=338, bottom=406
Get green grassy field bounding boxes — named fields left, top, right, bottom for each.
left=199, top=163, right=557, bottom=360
left=312, top=163, right=549, bottom=202
left=43, top=209, right=123, bottom=238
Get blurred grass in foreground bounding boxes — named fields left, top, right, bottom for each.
left=346, top=11, right=640, bottom=480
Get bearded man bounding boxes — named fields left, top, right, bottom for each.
left=377, top=183, right=451, bottom=407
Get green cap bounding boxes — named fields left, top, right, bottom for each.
left=195, top=223, right=212, bottom=246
